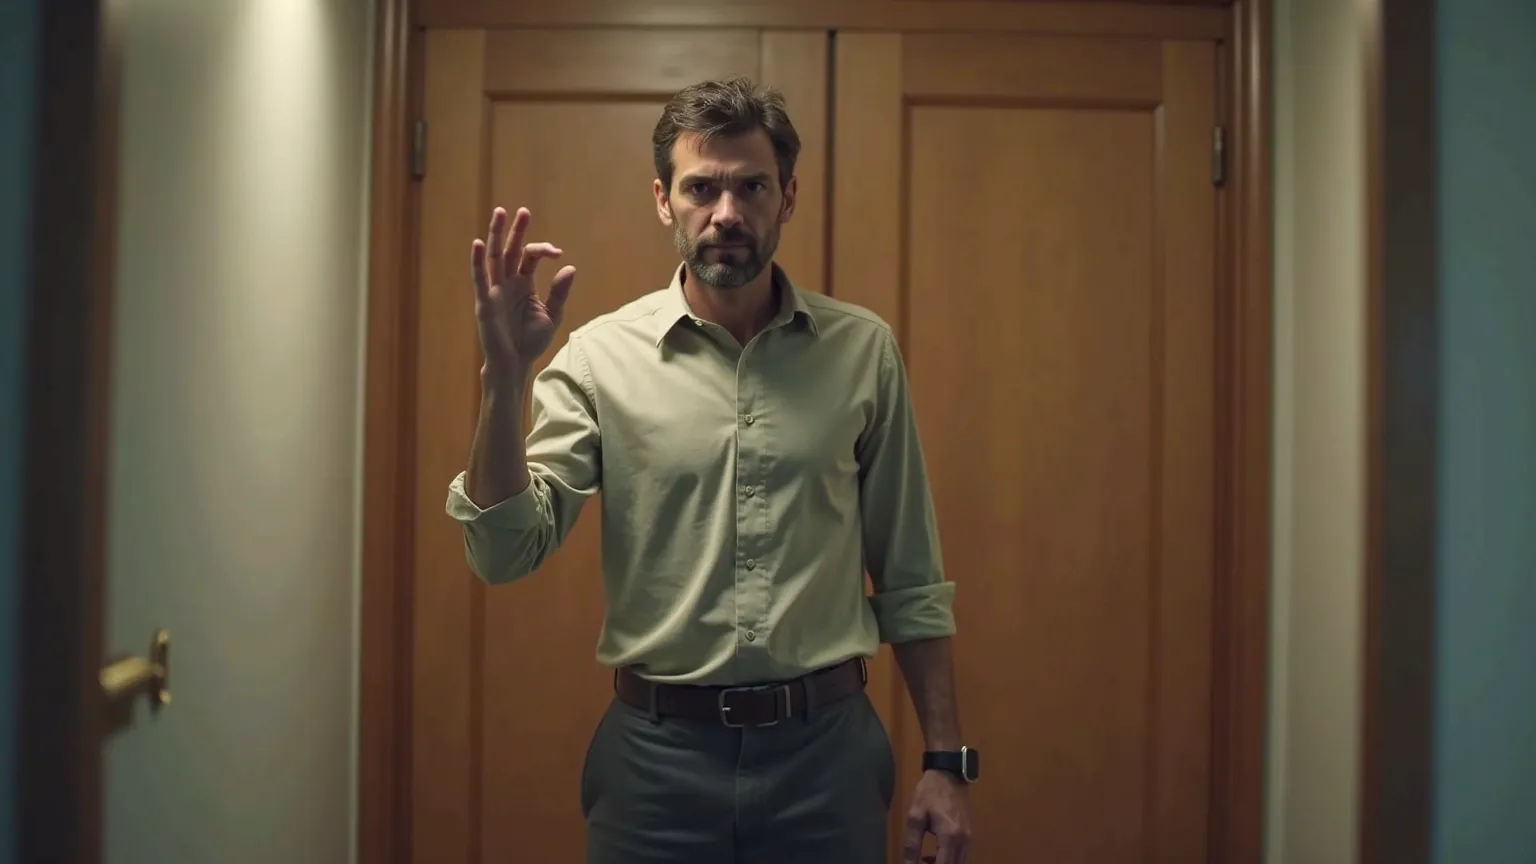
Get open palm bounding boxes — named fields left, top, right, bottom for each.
left=470, top=206, right=577, bottom=376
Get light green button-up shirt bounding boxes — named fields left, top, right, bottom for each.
left=445, top=265, right=955, bottom=685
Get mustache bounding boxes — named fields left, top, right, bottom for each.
left=699, top=229, right=754, bottom=247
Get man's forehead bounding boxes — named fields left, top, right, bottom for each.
left=673, top=130, right=776, bottom=175
left=677, top=163, right=773, bottom=183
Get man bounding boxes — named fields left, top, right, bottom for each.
left=445, top=77, right=977, bottom=864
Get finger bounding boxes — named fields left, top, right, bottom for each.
left=902, top=815, right=925, bottom=864
left=546, top=265, right=577, bottom=324
left=502, top=207, right=530, bottom=280
left=936, top=824, right=970, bottom=864
left=470, top=239, right=489, bottom=304
left=485, top=207, right=508, bottom=280
left=516, top=242, right=563, bottom=277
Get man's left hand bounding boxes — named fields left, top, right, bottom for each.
left=902, top=769, right=973, bottom=864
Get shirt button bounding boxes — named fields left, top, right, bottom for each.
left=743, top=414, right=755, bottom=425
left=745, top=486, right=756, bottom=498
left=745, top=630, right=757, bottom=642
left=745, top=559, right=756, bottom=570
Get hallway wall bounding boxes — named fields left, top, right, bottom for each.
left=99, top=2, right=374, bottom=862
left=0, top=0, right=42, bottom=858
left=1432, top=0, right=1536, bottom=859
left=1266, top=0, right=1369, bottom=861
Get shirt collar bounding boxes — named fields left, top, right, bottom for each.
left=652, top=262, right=820, bottom=347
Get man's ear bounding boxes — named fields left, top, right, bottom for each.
left=779, top=175, right=798, bottom=224
left=654, top=178, right=673, bottom=226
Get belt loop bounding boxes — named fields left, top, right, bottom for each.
left=646, top=680, right=661, bottom=724
left=802, top=672, right=819, bottom=722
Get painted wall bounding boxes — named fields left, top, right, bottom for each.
left=1265, top=0, right=1368, bottom=861
left=1432, top=1, right=1536, bottom=860
left=0, top=0, right=40, bottom=860
left=99, top=1, right=374, bottom=862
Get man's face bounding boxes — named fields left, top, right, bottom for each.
left=654, top=129, right=796, bottom=290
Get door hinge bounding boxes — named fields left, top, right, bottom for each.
left=411, top=119, right=427, bottom=179
left=1212, top=125, right=1227, bottom=187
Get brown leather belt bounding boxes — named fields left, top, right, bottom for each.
left=614, top=658, right=868, bottom=727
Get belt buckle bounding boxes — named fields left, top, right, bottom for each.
left=718, top=683, right=792, bottom=728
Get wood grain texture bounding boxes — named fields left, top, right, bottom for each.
left=829, top=34, right=903, bottom=330
left=760, top=30, right=830, bottom=292
left=1210, top=1, right=1273, bottom=861
left=1152, top=38, right=1219, bottom=864
left=902, top=33, right=1163, bottom=106
left=356, top=0, right=417, bottom=860
left=410, top=28, right=487, bottom=864
left=483, top=29, right=760, bottom=95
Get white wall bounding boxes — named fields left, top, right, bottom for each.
left=1265, top=0, right=1369, bottom=861
left=100, top=2, right=374, bottom=861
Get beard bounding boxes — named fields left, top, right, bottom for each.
left=672, top=220, right=780, bottom=289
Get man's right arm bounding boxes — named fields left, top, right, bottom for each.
left=445, top=337, right=601, bottom=584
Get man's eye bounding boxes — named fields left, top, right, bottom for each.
left=745, top=181, right=766, bottom=194
left=688, top=183, right=713, bottom=197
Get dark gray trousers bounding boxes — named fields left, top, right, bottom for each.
left=580, top=689, right=897, bottom=864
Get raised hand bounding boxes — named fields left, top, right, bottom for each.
left=470, top=206, right=577, bottom=378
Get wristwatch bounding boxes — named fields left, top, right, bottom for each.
left=922, top=746, right=980, bottom=784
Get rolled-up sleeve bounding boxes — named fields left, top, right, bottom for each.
left=444, top=335, right=601, bottom=584
left=856, top=328, right=956, bottom=643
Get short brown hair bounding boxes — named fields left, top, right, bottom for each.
left=652, top=77, right=801, bottom=193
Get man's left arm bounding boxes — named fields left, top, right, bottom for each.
left=857, top=327, right=972, bottom=862
left=860, top=325, right=976, bottom=854
left=856, top=327, right=961, bottom=736
left=892, top=635, right=962, bottom=749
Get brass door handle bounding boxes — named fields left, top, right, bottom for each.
left=100, top=629, right=171, bottom=707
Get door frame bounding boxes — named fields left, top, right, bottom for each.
left=354, top=2, right=419, bottom=863
left=356, top=3, right=1275, bottom=863
left=1359, top=0, right=1437, bottom=861
left=15, top=0, right=122, bottom=859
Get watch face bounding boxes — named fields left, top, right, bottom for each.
left=961, top=746, right=980, bottom=782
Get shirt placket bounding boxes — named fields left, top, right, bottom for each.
left=734, top=335, right=771, bottom=657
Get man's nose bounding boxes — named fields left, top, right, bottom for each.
left=711, top=194, right=744, bottom=229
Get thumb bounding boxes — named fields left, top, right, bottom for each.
left=546, top=265, right=577, bottom=324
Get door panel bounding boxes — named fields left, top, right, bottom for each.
left=411, top=28, right=830, bottom=863
left=834, top=33, right=1218, bottom=863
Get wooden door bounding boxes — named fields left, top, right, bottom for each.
left=832, top=33, right=1221, bottom=863
left=411, top=21, right=1226, bottom=864
left=408, top=27, right=837, bottom=863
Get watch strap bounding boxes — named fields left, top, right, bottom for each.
left=921, top=746, right=979, bottom=783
